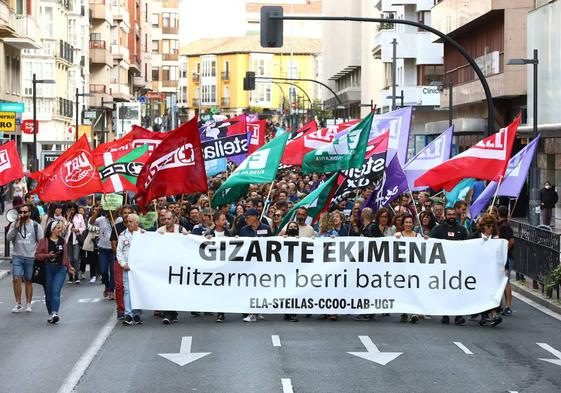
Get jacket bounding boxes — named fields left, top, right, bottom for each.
left=35, top=237, right=70, bottom=268
left=116, top=229, right=142, bottom=268
left=540, top=187, right=559, bottom=208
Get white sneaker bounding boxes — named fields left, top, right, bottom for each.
left=257, top=314, right=265, bottom=320
left=25, top=304, right=32, bottom=312
left=243, top=314, right=257, bottom=322
left=11, top=304, right=22, bottom=313
left=51, top=313, right=59, bottom=324
left=89, top=277, right=96, bottom=283
left=74, top=279, right=81, bottom=284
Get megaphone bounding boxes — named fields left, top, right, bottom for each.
left=6, top=208, right=19, bottom=223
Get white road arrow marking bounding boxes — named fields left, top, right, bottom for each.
left=347, top=336, right=402, bottom=366
left=537, top=343, right=561, bottom=366
left=158, top=337, right=211, bottom=366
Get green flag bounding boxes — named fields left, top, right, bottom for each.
left=275, top=173, right=338, bottom=235
left=212, top=132, right=290, bottom=207
left=302, top=112, right=375, bottom=174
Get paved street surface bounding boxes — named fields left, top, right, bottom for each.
left=0, top=267, right=560, bottom=393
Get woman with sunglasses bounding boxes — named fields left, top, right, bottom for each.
left=35, top=221, right=75, bottom=324
left=270, top=209, right=284, bottom=234
left=473, top=213, right=503, bottom=327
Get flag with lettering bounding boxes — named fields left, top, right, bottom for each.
left=470, top=135, right=540, bottom=219
left=30, top=135, right=103, bottom=201
left=135, top=116, right=207, bottom=210
left=0, top=140, right=24, bottom=186
left=415, top=115, right=520, bottom=191
left=247, top=120, right=266, bottom=154
left=403, top=126, right=454, bottom=191
left=281, top=120, right=360, bottom=166
left=98, top=145, right=151, bottom=193
left=212, top=132, right=290, bottom=208
left=302, top=112, right=374, bottom=174
left=200, top=114, right=248, bottom=163
left=363, top=154, right=409, bottom=213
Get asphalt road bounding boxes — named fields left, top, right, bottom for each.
left=0, top=267, right=560, bottom=393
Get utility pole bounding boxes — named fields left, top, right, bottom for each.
left=391, top=38, right=397, bottom=111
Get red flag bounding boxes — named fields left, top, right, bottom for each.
left=92, top=132, right=135, bottom=166
left=415, top=115, right=520, bottom=191
left=281, top=120, right=359, bottom=166
left=135, top=116, right=208, bottom=210
left=247, top=120, right=266, bottom=154
left=31, top=135, right=103, bottom=201
left=0, top=140, right=24, bottom=186
left=129, top=125, right=169, bottom=150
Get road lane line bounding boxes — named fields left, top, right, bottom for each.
left=453, top=342, right=473, bottom=355
left=57, top=314, right=117, bottom=393
left=513, top=291, right=561, bottom=322
left=281, top=378, right=294, bottom=393
left=271, top=335, right=281, bottom=347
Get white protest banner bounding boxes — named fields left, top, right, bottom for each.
left=129, top=234, right=508, bottom=315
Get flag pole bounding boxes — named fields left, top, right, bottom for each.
left=509, top=198, right=519, bottom=219
left=260, top=180, right=275, bottom=221
left=408, top=189, right=422, bottom=227
left=347, top=187, right=361, bottom=235
left=488, top=175, right=504, bottom=213
left=103, top=194, right=119, bottom=235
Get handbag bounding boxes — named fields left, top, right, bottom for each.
left=31, top=260, right=45, bottom=285
left=78, top=229, right=89, bottom=247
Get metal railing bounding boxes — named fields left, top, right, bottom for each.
left=90, top=84, right=107, bottom=93
left=89, top=40, right=106, bottom=49
left=192, top=73, right=200, bottom=82
left=221, top=97, right=230, bottom=107
left=221, top=71, right=230, bottom=81
left=511, top=220, right=560, bottom=299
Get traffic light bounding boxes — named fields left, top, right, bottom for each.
left=260, top=6, right=283, bottom=48
left=243, top=71, right=256, bottom=91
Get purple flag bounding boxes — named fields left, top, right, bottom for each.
left=403, top=126, right=454, bottom=191
left=470, top=135, right=540, bottom=219
left=337, top=107, right=412, bottom=166
left=363, top=154, right=409, bottom=213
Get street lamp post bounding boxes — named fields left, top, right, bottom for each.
left=75, top=88, right=92, bottom=141
left=507, top=49, right=539, bottom=226
left=32, top=74, right=55, bottom=171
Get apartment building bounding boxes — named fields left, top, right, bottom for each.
left=149, top=0, right=180, bottom=130
left=180, top=35, right=321, bottom=120
left=428, top=0, right=533, bottom=148
left=0, top=0, right=41, bottom=161
left=372, top=0, right=449, bottom=145
left=19, top=0, right=89, bottom=168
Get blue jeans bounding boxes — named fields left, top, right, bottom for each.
left=12, top=256, right=34, bottom=281
left=45, top=263, right=67, bottom=314
left=123, top=271, right=141, bottom=317
left=98, top=248, right=115, bottom=291
left=67, top=243, right=81, bottom=280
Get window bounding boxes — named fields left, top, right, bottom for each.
left=151, top=13, right=159, bottom=27
left=201, top=59, right=216, bottom=77
left=201, top=84, right=216, bottom=104
left=152, top=67, right=159, bottom=81
left=41, top=6, right=54, bottom=38
left=250, top=83, right=272, bottom=104
left=152, top=40, right=159, bottom=53
left=417, top=65, right=443, bottom=85
left=250, top=57, right=271, bottom=77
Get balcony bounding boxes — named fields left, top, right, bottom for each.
left=90, top=84, right=107, bottom=94
left=162, top=25, right=178, bottom=34
left=129, top=55, right=141, bottom=73
left=133, top=76, right=145, bottom=87
left=89, top=0, right=113, bottom=24
left=221, top=71, right=230, bottom=81
left=110, top=83, right=130, bottom=101
left=3, top=14, right=41, bottom=49
left=192, top=73, right=200, bottom=82
left=57, top=0, right=71, bottom=11
left=162, top=80, right=178, bottom=88
left=0, top=2, right=16, bottom=38
left=192, top=98, right=200, bottom=107
left=54, top=97, right=74, bottom=119
left=57, top=40, right=74, bottom=64
left=161, top=1, right=179, bottom=9
left=90, top=41, right=112, bottom=65
left=221, top=97, right=230, bottom=107
left=89, top=84, right=111, bottom=107
left=163, top=53, right=178, bottom=61
left=111, top=1, right=130, bottom=25
left=110, top=44, right=129, bottom=60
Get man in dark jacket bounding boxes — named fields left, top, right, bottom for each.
left=540, top=181, right=558, bottom=226
left=429, top=207, right=468, bottom=326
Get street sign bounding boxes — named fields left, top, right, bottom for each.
left=83, top=110, right=97, bottom=119
left=211, top=106, right=219, bottom=115
left=0, top=112, right=16, bottom=132
left=0, top=102, right=24, bottom=113
left=21, top=120, right=38, bottom=134
left=42, top=151, right=62, bottom=169
left=139, top=95, right=147, bottom=104
left=154, top=116, right=163, bottom=125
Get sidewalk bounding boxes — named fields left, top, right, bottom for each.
left=0, top=201, right=12, bottom=260
left=511, top=273, right=561, bottom=315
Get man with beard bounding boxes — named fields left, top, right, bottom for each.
left=429, top=207, right=468, bottom=326
left=280, top=207, right=315, bottom=237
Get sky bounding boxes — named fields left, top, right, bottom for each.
left=180, top=0, right=248, bottom=45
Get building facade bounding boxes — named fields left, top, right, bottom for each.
left=428, top=0, right=533, bottom=151
left=180, top=35, right=321, bottom=123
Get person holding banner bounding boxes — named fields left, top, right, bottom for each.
left=429, top=208, right=468, bottom=326
left=117, top=213, right=144, bottom=326
left=472, top=213, right=503, bottom=327
left=395, top=214, right=426, bottom=324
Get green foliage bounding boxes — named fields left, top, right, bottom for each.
left=544, top=264, right=561, bottom=296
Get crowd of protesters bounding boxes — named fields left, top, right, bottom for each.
left=6, top=162, right=515, bottom=328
